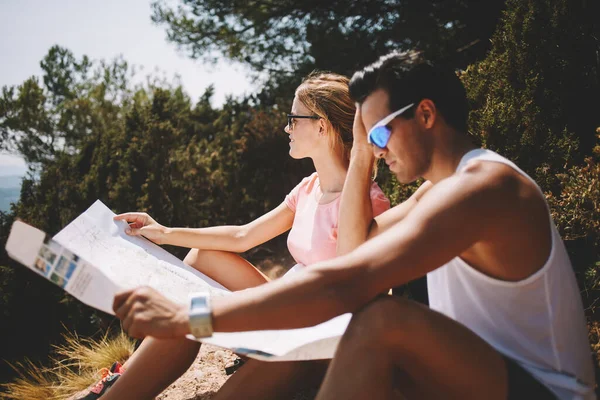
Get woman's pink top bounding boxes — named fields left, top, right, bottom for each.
left=284, top=172, right=390, bottom=269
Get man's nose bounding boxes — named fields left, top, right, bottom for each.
left=284, top=124, right=290, bottom=134
left=372, top=145, right=386, bottom=159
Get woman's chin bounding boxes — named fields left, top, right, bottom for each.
left=289, top=148, right=301, bottom=159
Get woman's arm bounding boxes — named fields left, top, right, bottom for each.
left=114, top=202, right=294, bottom=252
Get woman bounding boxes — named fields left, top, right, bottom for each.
left=90, top=72, right=390, bottom=400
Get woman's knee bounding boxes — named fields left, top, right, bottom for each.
left=183, top=248, right=199, bottom=266
left=184, top=248, right=208, bottom=267
left=184, top=248, right=239, bottom=266
left=183, top=248, right=223, bottom=269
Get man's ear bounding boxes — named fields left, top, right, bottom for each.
left=417, top=99, right=436, bottom=129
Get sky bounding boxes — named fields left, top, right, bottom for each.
left=0, top=0, right=256, bottom=177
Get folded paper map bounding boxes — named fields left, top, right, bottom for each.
left=5, top=200, right=351, bottom=361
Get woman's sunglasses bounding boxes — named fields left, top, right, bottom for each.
left=287, top=114, right=320, bottom=131
left=367, top=103, right=415, bottom=148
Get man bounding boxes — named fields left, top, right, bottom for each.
left=113, top=52, right=595, bottom=399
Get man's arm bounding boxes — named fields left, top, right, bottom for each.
left=115, top=164, right=517, bottom=338
left=367, top=181, right=433, bottom=239
left=336, top=106, right=376, bottom=255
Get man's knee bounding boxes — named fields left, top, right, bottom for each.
left=345, top=296, right=429, bottom=347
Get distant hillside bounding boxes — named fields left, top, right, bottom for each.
left=0, top=175, right=23, bottom=212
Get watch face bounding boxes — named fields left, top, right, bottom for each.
left=189, top=293, right=213, bottom=338
left=191, top=295, right=209, bottom=309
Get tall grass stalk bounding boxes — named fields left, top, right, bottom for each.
left=1, top=329, right=135, bottom=399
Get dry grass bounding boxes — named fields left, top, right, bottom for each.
left=51, top=329, right=135, bottom=396
left=53, top=329, right=134, bottom=373
left=1, top=359, right=60, bottom=400
left=1, top=329, right=135, bottom=400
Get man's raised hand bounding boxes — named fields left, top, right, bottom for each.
left=352, top=104, right=370, bottom=149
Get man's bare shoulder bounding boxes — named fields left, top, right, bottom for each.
left=409, top=159, right=546, bottom=234
left=461, top=159, right=520, bottom=187
left=457, top=159, right=543, bottom=210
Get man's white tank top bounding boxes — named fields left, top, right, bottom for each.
left=427, top=149, right=595, bottom=399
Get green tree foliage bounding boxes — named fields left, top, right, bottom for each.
left=0, top=46, right=132, bottom=167
left=151, top=0, right=505, bottom=81
left=462, top=0, right=600, bottom=192
left=547, top=132, right=600, bottom=317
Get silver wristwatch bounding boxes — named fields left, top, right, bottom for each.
left=188, top=292, right=213, bottom=338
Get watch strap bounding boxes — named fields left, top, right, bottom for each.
left=188, top=292, right=213, bottom=338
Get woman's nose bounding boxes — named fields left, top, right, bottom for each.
left=284, top=124, right=290, bottom=134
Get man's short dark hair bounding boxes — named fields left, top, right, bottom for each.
left=349, top=51, right=468, bottom=133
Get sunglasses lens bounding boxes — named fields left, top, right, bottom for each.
left=369, top=126, right=391, bottom=148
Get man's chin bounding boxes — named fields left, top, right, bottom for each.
left=392, top=169, right=417, bottom=184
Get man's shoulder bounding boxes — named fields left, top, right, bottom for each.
left=458, top=158, right=535, bottom=196
left=405, top=160, right=536, bottom=221
left=449, top=159, right=547, bottom=223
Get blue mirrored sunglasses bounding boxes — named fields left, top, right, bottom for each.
left=367, top=103, right=415, bottom=148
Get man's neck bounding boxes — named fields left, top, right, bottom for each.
left=422, top=131, right=477, bottom=184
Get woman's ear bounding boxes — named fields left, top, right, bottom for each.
left=318, top=118, right=327, bottom=137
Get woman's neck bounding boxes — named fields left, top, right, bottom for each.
left=311, top=150, right=348, bottom=194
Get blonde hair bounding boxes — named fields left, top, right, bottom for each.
left=295, top=71, right=355, bottom=163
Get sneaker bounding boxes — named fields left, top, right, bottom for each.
left=224, top=357, right=246, bottom=375
left=110, top=361, right=125, bottom=375
left=78, top=362, right=125, bottom=399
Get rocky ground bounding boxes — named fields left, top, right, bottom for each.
left=158, top=344, right=316, bottom=400
left=157, top=344, right=239, bottom=400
